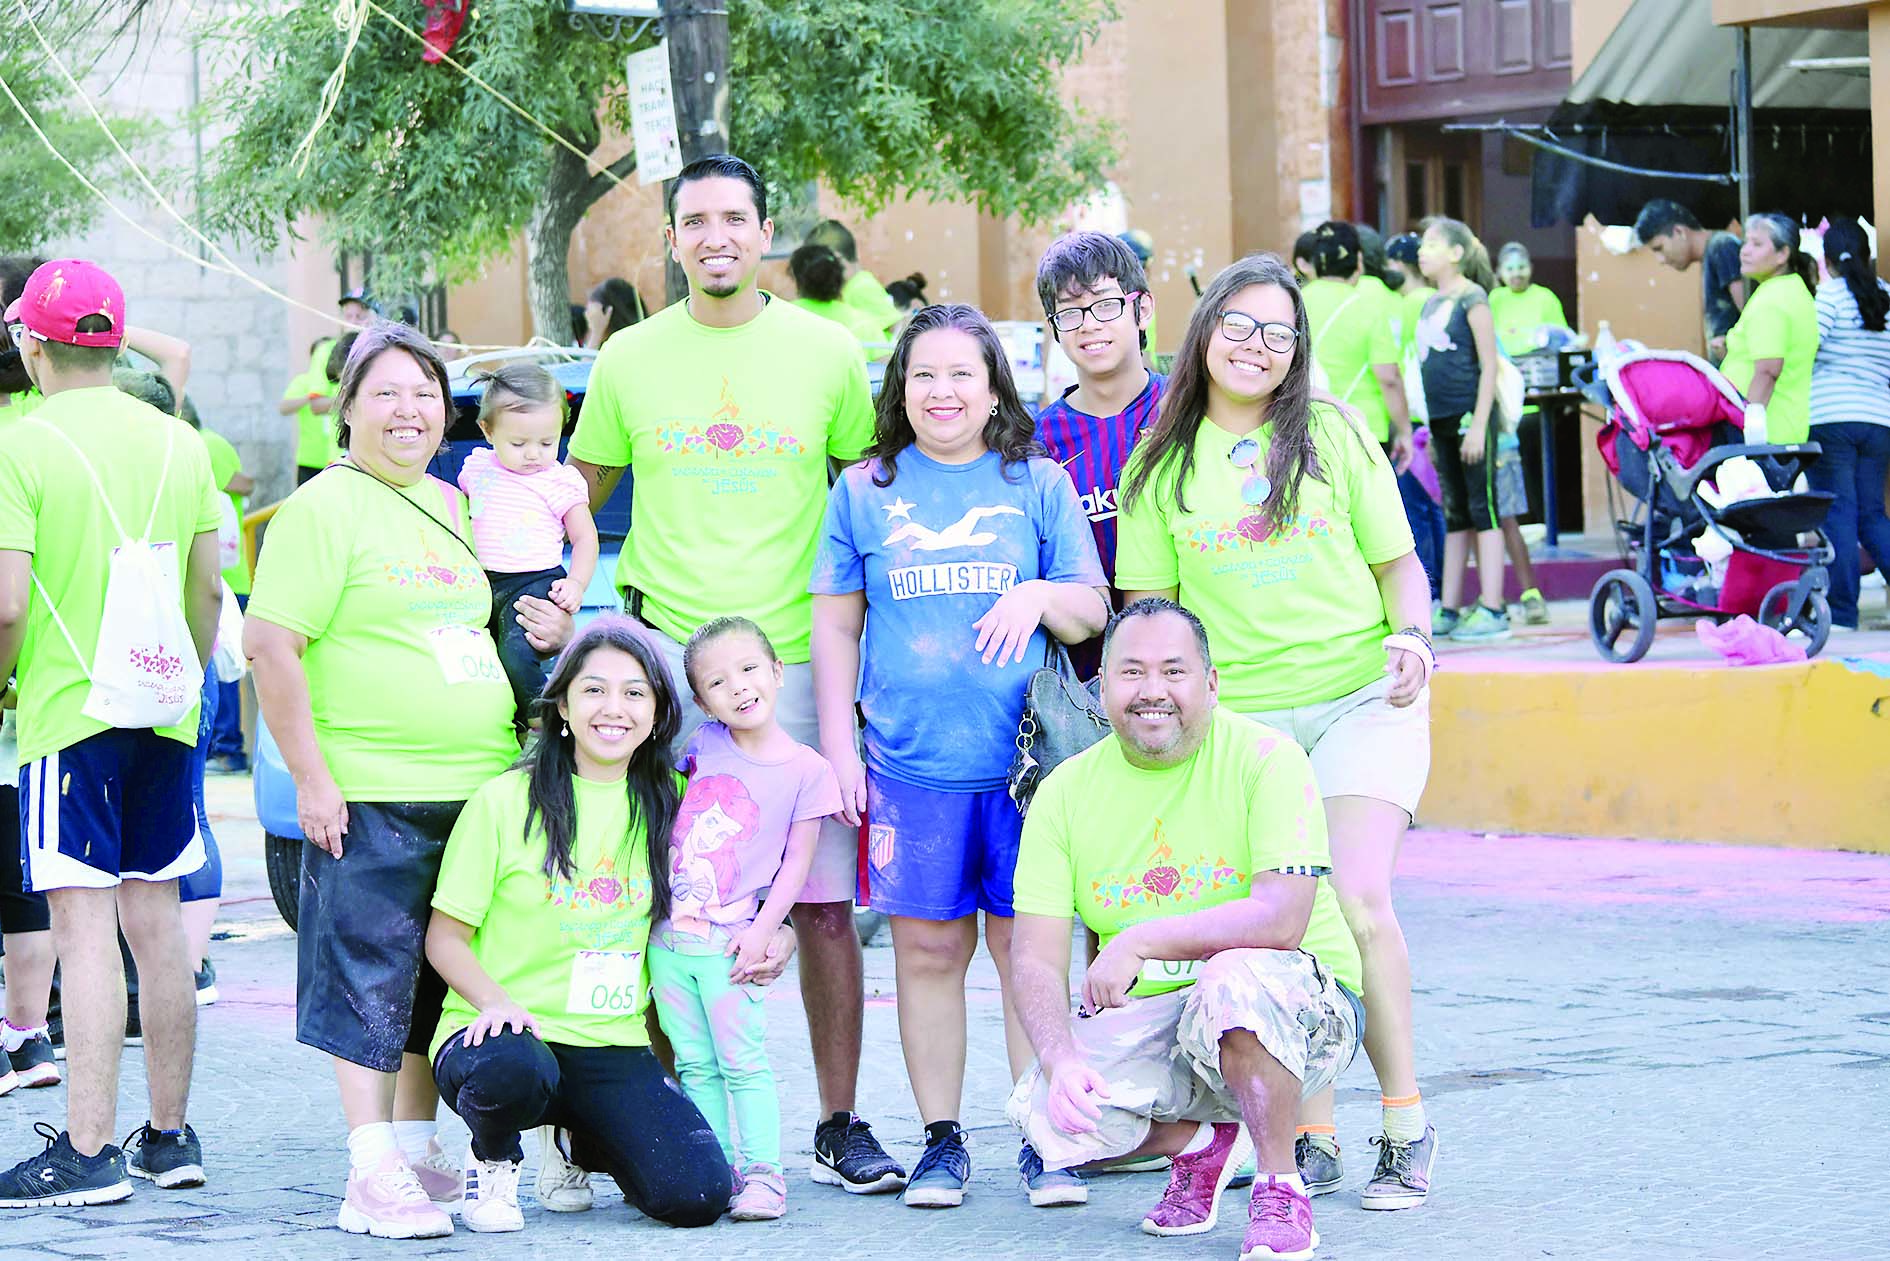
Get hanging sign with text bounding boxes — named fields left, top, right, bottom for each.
left=627, top=40, right=683, bottom=184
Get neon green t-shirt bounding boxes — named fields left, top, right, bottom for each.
left=1304, top=277, right=1401, bottom=443
left=0, top=387, right=224, bottom=762
left=568, top=294, right=875, bottom=663
left=431, top=769, right=657, bottom=1057
left=1489, top=284, right=1570, bottom=358
left=1721, top=272, right=1820, bottom=445
left=1115, top=405, right=1415, bottom=711
left=0, top=389, right=44, bottom=424
left=841, top=269, right=901, bottom=337
left=287, top=341, right=342, bottom=471
left=199, top=428, right=251, bottom=596
left=792, top=296, right=882, bottom=357
left=1012, top=708, right=1361, bottom=996
left=246, top=465, right=515, bottom=801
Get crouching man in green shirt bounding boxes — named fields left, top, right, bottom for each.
left=1007, top=599, right=1366, bottom=1261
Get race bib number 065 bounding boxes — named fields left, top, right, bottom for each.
left=566, top=950, right=644, bottom=1015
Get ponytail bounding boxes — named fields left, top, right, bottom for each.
left=1431, top=218, right=1496, bottom=292
left=1823, top=216, right=1887, bottom=332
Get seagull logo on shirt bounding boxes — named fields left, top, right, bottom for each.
left=883, top=505, right=1024, bottom=550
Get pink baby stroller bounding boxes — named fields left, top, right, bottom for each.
left=1589, top=349, right=1833, bottom=662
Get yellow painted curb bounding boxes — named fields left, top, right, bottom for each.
left=1420, top=655, right=1890, bottom=853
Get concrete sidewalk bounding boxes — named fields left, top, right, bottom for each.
left=0, top=778, right=1884, bottom=1259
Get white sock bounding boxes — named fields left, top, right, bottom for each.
left=1, top=1020, right=45, bottom=1054
left=348, top=1122, right=399, bottom=1172
left=1381, top=1095, right=1428, bottom=1144
left=1261, top=1171, right=1309, bottom=1197
left=1177, top=1121, right=1215, bottom=1157
left=392, top=1119, right=438, bottom=1163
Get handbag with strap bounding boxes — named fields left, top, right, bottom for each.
left=1006, top=640, right=1110, bottom=816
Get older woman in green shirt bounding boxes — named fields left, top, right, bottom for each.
left=1721, top=214, right=1820, bottom=445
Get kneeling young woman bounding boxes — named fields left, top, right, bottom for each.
left=424, top=618, right=732, bottom=1233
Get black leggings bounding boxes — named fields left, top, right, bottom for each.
left=1430, top=415, right=1500, bottom=534
left=434, top=1029, right=730, bottom=1228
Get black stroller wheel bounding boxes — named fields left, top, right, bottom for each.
left=1589, top=568, right=1658, bottom=663
left=1757, top=583, right=1832, bottom=659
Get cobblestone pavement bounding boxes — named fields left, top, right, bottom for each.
left=1, top=778, right=1884, bottom=1260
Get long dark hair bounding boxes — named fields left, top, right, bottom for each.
left=1750, top=213, right=1819, bottom=292
left=1822, top=216, right=1886, bottom=332
left=588, top=277, right=645, bottom=340
left=1121, top=253, right=1324, bottom=531
left=522, top=617, right=680, bottom=923
left=868, top=303, right=1044, bottom=486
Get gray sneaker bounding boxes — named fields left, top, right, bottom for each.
left=1430, top=603, right=1461, bottom=637
left=1018, top=1142, right=1087, bottom=1207
left=1294, top=1133, right=1342, bottom=1196
left=1359, top=1125, right=1438, bottom=1210
left=1449, top=604, right=1512, bottom=642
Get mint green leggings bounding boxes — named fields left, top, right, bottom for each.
left=648, top=944, right=779, bottom=1166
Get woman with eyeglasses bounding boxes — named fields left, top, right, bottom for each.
left=1114, top=252, right=1440, bottom=1213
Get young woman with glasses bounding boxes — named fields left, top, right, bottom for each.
left=1113, top=252, right=1442, bottom=1214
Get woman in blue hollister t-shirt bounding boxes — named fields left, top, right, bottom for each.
left=810, top=304, right=1109, bottom=1205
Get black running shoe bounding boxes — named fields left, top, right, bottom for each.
left=811, top=1113, right=906, bottom=1194
left=126, top=1124, right=205, bottom=1190
left=5, top=1027, right=60, bottom=1089
left=0, top=1125, right=133, bottom=1208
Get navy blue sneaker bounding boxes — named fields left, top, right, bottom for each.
left=0, top=1125, right=133, bottom=1208
left=1018, top=1141, right=1087, bottom=1207
left=127, top=1124, right=205, bottom=1189
left=904, top=1126, right=970, bottom=1209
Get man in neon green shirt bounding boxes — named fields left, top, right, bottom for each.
left=1490, top=244, right=1571, bottom=358
left=1008, top=600, right=1362, bottom=1256
left=807, top=219, right=902, bottom=338
left=568, top=155, right=900, bottom=1193
left=0, top=259, right=224, bottom=1200
left=1303, top=222, right=1413, bottom=456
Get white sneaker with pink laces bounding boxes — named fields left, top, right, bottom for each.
left=337, top=1152, right=455, bottom=1239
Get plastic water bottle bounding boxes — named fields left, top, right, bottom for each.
left=1594, top=319, right=1619, bottom=365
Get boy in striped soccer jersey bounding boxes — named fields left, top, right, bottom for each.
left=1034, top=232, right=1165, bottom=675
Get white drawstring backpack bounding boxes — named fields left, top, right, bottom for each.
left=24, top=419, right=203, bottom=729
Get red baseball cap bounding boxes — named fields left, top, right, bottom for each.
left=3, top=259, right=126, bottom=349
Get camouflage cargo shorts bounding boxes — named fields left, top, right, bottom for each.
left=1006, top=948, right=1362, bottom=1170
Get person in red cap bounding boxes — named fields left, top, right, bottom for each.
left=0, top=259, right=225, bottom=1208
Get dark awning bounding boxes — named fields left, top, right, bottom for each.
left=1526, top=0, right=1869, bottom=227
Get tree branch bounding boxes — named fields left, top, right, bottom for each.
left=581, top=148, right=640, bottom=208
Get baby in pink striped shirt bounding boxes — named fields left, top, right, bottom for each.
left=458, top=363, right=599, bottom=727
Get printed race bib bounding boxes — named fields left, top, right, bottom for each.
left=1137, top=958, right=1200, bottom=990
left=565, top=950, right=644, bottom=1016
left=427, top=625, right=505, bottom=687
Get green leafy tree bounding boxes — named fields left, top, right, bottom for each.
left=0, top=3, right=160, bottom=252
left=199, top=0, right=1116, bottom=343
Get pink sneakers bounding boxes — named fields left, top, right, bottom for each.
left=336, top=1152, right=455, bottom=1239
left=730, top=1161, right=786, bottom=1221
left=409, top=1139, right=464, bottom=1204
left=1139, top=1122, right=1255, bottom=1237
left=1240, top=1176, right=1319, bottom=1260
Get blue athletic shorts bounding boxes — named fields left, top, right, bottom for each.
left=19, top=728, right=200, bottom=892
left=864, top=771, right=1022, bottom=921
